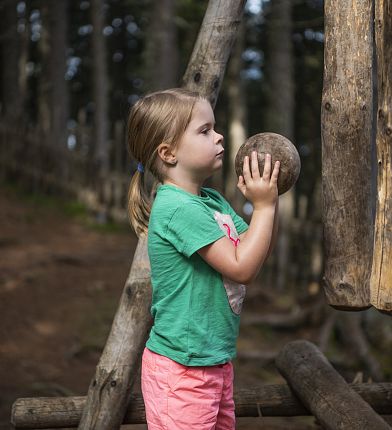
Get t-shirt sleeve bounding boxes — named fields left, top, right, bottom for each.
left=166, top=203, right=226, bottom=257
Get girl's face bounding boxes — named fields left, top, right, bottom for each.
left=174, top=99, right=224, bottom=181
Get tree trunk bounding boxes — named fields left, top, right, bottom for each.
left=264, top=0, right=295, bottom=292
left=49, top=0, right=69, bottom=150
left=370, top=0, right=392, bottom=313
left=144, top=0, right=179, bottom=90
left=276, top=340, right=391, bottom=430
left=37, top=2, right=51, bottom=134
left=225, top=22, right=247, bottom=210
left=182, top=0, right=246, bottom=109
left=77, top=2, right=247, bottom=429
left=321, top=0, right=373, bottom=309
left=91, top=0, right=110, bottom=176
left=0, top=0, right=21, bottom=122
left=11, top=383, right=392, bottom=428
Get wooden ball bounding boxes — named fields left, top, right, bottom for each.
left=235, top=132, right=301, bottom=195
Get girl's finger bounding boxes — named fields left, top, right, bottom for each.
left=262, top=153, right=272, bottom=181
left=270, top=160, right=280, bottom=184
left=251, top=151, right=260, bottom=179
left=242, top=156, right=251, bottom=184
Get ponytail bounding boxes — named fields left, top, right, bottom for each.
left=127, top=169, right=152, bottom=237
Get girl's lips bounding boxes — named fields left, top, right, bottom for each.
left=217, top=150, right=225, bottom=156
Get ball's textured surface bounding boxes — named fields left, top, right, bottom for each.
left=235, top=132, right=301, bottom=195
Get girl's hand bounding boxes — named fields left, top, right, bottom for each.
left=237, top=151, right=280, bottom=210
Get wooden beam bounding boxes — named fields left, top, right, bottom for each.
left=370, top=0, right=392, bottom=313
left=11, top=383, right=392, bottom=428
left=77, top=2, right=247, bottom=429
left=275, top=340, right=391, bottom=430
left=182, top=0, right=246, bottom=108
left=321, top=0, right=374, bottom=309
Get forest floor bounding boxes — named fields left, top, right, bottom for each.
left=0, top=183, right=390, bottom=430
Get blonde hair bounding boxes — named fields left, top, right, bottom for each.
left=127, top=88, right=203, bottom=237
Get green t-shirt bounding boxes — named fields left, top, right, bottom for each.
left=146, top=184, right=249, bottom=366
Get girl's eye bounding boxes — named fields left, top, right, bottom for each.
left=201, top=129, right=210, bottom=135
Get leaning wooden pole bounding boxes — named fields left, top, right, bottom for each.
left=77, top=2, right=246, bottom=429
left=370, top=0, right=392, bottom=314
left=276, top=340, right=391, bottom=430
left=321, top=0, right=374, bottom=309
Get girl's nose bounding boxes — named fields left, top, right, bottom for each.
left=215, top=131, right=224, bottom=145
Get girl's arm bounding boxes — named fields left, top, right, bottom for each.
left=265, top=198, right=279, bottom=259
left=198, top=152, right=280, bottom=285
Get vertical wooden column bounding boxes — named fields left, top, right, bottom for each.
left=370, top=0, right=392, bottom=313
left=77, top=1, right=246, bottom=429
left=321, top=0, right=373, bottom=309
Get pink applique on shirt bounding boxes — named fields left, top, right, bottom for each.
left=213, top=211, right=246, bottom=315
left=223, top=223, right=240, bottom=247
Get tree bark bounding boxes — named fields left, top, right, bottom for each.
left=91, top=0, right=110, bottom=176
left=321, top=0, right=373, bottom=309
left=0, top=0, right=21, bottom=122
left=370, top=0, right=392, bottom=313
left=182, top=0, right=246, bottom=109
left=263, top=0, right=295, bottom=292
left=77, top=2, right=247, bottom=429
left=275, top=340, right=390, bottom=430
left=11, top=383, right=392, bottom=428
left=49, top=0, right=69, bottom=150
left=225, top=22, right=247, bottom=209
left=144, top=0, right=179, bottom=91
left=77, top=238, right=152, bottom=430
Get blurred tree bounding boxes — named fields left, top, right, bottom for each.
left=49, top=0, right=69, bottom=150
left=144, top=0, right=179, bottom=90
left=263, top=0, right=294, bottom=292
left=91, top=0, right=110, bottom=176
left=0, top=0, right=22, bottom=121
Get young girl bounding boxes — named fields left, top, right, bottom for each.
left=127, top=88, right=280, bottom=430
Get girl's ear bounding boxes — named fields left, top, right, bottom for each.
left=157, top=143, right=177, bottom=165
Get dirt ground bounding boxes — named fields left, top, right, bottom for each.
left=0, top=185, right=323, bottom=429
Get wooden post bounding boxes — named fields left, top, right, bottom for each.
left=275, top=340, right=391, bottom=430
left=77, top=2, right=246, bottom=429
left=321, top=0, right=374, bottom=309
left=11, top=383, right=392, bottom=428
left=182, top=0, right=246, bottom=108
left=370, top=0, right=392, bottom=313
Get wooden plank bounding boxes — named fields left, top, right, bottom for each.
left=321, top=0, right=373, bottom=309
left=275, top=340, right=391, bottom=430
left=370, top=0, right=392, bottom=313
left=11, top=383, right=392, bottom=428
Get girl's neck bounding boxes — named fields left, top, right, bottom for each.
left=163, top=179, right=202, bottom=197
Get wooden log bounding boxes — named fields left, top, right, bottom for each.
left=77, top=237, right=153, bottom=429
left=275, top=340, right=391, bottom=430
left=182, top=0, right=246, bottom=108
left=11, top=383, right=392, bottom=428
left=370, top=0, right=392, bottom=313
left=321, top=0, right=373, bottom=309
left=77, top=2, right=247, bottom=429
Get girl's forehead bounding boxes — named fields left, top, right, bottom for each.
left=190, top=100, right=215, bottom=124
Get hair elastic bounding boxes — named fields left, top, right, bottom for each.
left=137, top=162, right=144, bottom=173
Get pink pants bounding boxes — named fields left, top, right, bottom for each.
left=141, top=348, right=235, bottom=430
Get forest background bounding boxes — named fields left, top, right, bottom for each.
left=1, top=1, right=391, bottom=429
